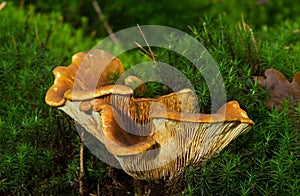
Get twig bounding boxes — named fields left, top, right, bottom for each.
left=240, top=15, right=259, bottom=55
left=11, top=35, right=17, bottom=49
left=92, top=0, right=118, bottom=44
left=134, top=41, right=156, bottom=62
left=0, top=1, right=6, bottom=11
left=97, top=180, right=100, bottom=196
left=33, top=16, right=41, bottom=47
left=136, top=24, right=157, bottom=65
left=18, top=0, right=24, bottom=10
left=79, top=131, right=85, bottom=195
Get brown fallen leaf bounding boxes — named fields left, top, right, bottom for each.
left=293, top=29, right=300, bottom=34
left=253, top=68, right=300, bottom=110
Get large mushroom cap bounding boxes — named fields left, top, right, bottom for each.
left=97, top=98, right=254, bottom=180
left=45, top=49, right=125, bottom=106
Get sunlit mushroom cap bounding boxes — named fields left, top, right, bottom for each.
left=45, top=49, right=125, bottom=106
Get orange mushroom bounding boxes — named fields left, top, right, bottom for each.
left=45, top=49, right=125, bottom=107
left=45, top=50, right=254, bottom=180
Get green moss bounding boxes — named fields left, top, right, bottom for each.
left=1, top=1, right=300, bottom=195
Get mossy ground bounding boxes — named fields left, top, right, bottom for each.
left=0, top=1, right=299, bottom=195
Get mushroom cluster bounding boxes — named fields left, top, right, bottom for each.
left=45, top=49, right=254, bottom=180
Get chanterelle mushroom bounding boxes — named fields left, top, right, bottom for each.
left=45, top=50, right=125, bottom=107
left=45, top=49, right=254, bottom=180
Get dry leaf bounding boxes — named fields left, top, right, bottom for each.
left=253, top=68, right=300, bottom=110
left=293, top=29, right=300, bottom=34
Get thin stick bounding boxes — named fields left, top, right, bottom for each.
left=33, top=16, right=41, bottom=47
left=11, top=35, right=17, bottom=49
left=18, top=0, right=24, bottom=10
left=134, top=41, right=156, bottom=62
left=136, top=24, right=157, bottom=65
left=241, top=15, right=259, bottom=54
left=0, top=1, right=6, bottom=11
left=97, top=180, right=100, bottom=196
left=79, top=131, right=85, bottom=195
left=134, top=41, right=151, bottom=56
left=92, top=0, right=119, bottom=44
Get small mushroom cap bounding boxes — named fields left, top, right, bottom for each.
left=45, top=50, right=125, bottom=106
left=124, top=75, right=147, bottom=96
left=94, top=99, right=156, bottom=156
